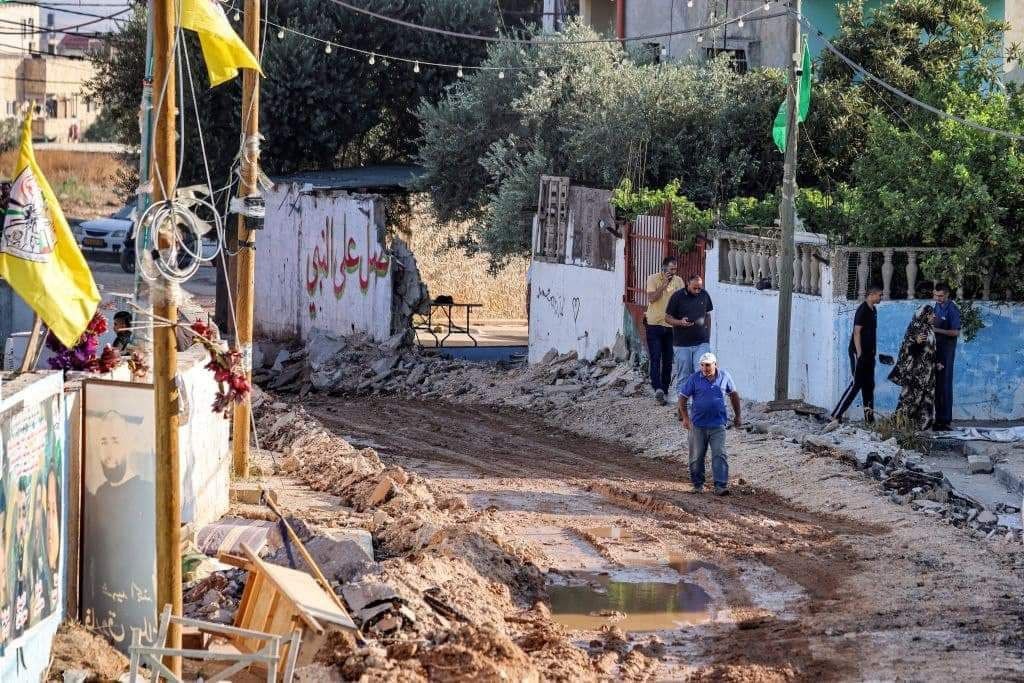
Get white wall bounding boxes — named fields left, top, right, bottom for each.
left=257, top=184, right=392, bottom=342
left=705, top=241, right=840, bottom=409
left=177, top=347, right=230, bottom=526
left=528, top=238, right=625, bottom=363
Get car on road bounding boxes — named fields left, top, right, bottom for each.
left=72, top=205, right=134, bottom=256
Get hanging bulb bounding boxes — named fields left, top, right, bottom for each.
left=696, top=34, right=704, bottom=43
left=538, top=69, right=546, bottom=78
left=764, top=2, right=771, bottom=10
left=457, top=66, right=464, bottom=78
left=276, top=28, right=284, bottom=39
left=620, top=57, right=628, bottom=65
left=369, top=53, right=376, bottom=65
left=737, top=18, right=744, bottom=28
left=660, top=46, right=668, bottom=57
left=498, top=70, right=505, bottom=79
left=233, top=11, right=240, bottom=21
left=324, top=44, right=332, bottom=54
left=687, top=0, right=693, bottom=6
left=414, top=61, right=420, bottom=73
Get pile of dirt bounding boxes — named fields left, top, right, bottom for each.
left=252, top=390, right=626, bottom=679
left=47, top=621, right=129, bottom=682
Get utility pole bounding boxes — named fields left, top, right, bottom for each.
left=151, top=0, right=182, bottom=673
left=133, top=5, right=155, bottom=370
left=231, top=0, right=262, bottom=479
left=774, top=0, right=801, bottom=402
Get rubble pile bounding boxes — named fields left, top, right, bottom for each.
left=802, top=433, right=1023, bottom=542
left=182, top=569, right=247, bottom=624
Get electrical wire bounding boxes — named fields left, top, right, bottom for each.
left=0, top=7, right=131, bottom=36
left=795, top=10, right=1024, bottom=142
left=324, top=0, right=787, bottom=46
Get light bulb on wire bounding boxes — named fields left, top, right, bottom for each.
left=764, top=2, right=771, bottom=10
left=686, top=0, right=693, bottom=6
left=325, top=44, right=332, bottom=54
left=457, top=66, right=464, bottom=78
left=369, top=53, right=376, bottom=65
left=538, top=69, right=546, bottom=78
left=738, top=18, right=744, bottom=27
left=233, top=11, right=240, bottom=21
left=276, top=28, right=284, bottom=39
left=414, top=61, right=420, bottom=73
left=498, top=70, right=505, bottom=79
left=696, top=34, right=703, bottom=43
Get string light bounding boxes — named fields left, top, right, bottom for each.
left=233, top=11, right=240, bottom=21
left=413, top=61, right=420, bottom=73
left=369, top=52, right=376, bottom=64
left=687, top=0, right=693, bottom=6
left=737, top=18, right=744, bottom=28
left=764, top=2, right=771, bottom=10
left=457, top=66, right=463, bottom=77
left=498, top=70, right=505, bottom=78
left=696, top=34, right=703, bottom=43
left=276, top=28, right=284, bottom=39
left=538, top=69, right=546, bottom=77
left=325, top=44, right=332, bottom=53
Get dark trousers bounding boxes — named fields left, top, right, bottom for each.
left=935, top=343, right=956, bottom=425
left=645, top=324, right=674, bottom=392
left=832, top=349, right=875, bottom=422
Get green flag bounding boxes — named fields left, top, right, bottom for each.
left=773, top=38, right=812, bottom=153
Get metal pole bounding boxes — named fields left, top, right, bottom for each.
left=231, top=0, right=261, bottom=478
left=151, top=0, right=181, bottom=673
left=774, top=0, right=801, bottom=402
left=134, top=4, right=155, bottom=370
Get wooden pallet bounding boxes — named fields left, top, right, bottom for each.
left=224, top=544, right=356, bottom=668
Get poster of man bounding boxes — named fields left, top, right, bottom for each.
left=82, top=380, right=156, bottom=653
left=0, top=373, right=64, bottom=649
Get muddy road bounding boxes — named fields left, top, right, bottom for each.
left=304, top=396, right=1024, bottom=681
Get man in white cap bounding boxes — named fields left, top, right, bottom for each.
left=677, top=352, right=742, bottom=495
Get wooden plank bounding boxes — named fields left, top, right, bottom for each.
left=240, top=544, right=327, bottom=633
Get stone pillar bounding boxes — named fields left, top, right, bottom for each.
left=799, top=245, right=811, bottom=293
left=758, top=244, right=769, bottom=284
left=727, top=239, right=739, bottom=283
left=744, top=241, right=755, bottom=284
left=793, top=246, right=803, bottom=294
left=982, top=264, right=991, bottom=301
left=906, top=250, right=918, bottom=299
left=881, top=248, right=894, bottom=300
left=809, top=247, right=820, bottom=295
left=857, top=251, right=870, bottom=301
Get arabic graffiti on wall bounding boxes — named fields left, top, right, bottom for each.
left=304, top=213, right=390, bottom=321
left=0, top=382, right=64, bottom=649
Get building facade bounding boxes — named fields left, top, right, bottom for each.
left=585, top=0, right=1022, bottom=82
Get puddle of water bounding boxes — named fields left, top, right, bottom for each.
left=668, top=553, right=720, bottom=575
left=548, top=574, right=712, bottom=632
left=584, top=526, right=637, bottom=541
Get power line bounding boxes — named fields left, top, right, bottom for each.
left=0, top=7, right=130, bottom=36
left=12, top=1, right=133, bottom=23
left=796, top=10, right=1024, bottom=142
left=0, top=40, right=97, bottom=62
left=324, top=0, right=787, bottom=46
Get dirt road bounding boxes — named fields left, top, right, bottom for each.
left=303, top=395, right=1024, bottom=681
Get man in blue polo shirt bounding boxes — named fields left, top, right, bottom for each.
left=932, top=282, right=962, bottom=431
left=678, top=352, right=742, bottom=496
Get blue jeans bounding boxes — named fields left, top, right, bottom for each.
left=689, top=425, right=728, bottom=489
left=672, top=342, right=710, bottom=394
left=645, top=325, right=674, bottom=392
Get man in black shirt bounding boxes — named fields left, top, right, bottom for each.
left=665, top=275, right=714, bottom=393
left=824, top=284, right=882, bottom=432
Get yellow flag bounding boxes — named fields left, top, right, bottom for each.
left=180, top=0, right=263, bottom=87
left=0, top=114, right=100, bottom=347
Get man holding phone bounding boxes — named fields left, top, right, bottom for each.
left=644, top=257, right=684, bottom=405
left=665, top=274, right=714, bottom=392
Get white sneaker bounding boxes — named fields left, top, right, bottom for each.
left=821, top=419, right=841, bottom=434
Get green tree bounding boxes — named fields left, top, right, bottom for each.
left=86, top=0, right=498, bottom=186
left=416, top=21, right=785, bottom=265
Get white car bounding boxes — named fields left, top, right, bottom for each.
left=73, top=205, right=134, bottom=255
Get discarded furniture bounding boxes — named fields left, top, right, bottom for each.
left=223, top=544, right=357, bottom=669
left=414, top=299, right=483, bottom=347
left=128, top=604, right=301, bottom=682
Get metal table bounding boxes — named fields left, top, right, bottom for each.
left=414, top=301, right=483, bottom=347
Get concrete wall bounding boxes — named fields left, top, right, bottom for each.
left=706, top=241, right=1024, bottom=421
left=528, top=237, right=626, bottom=363
left=705, top=240, right=840, bottom=409
left=257, top=184, right=392, bottom=343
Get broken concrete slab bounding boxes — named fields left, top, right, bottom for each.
left=976, top=510, right=998, bottom=525
left=968, top=454, right=994, bottom=474
left=274, top=528, right=376, bottom=584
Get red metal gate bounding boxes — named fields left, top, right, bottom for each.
left=623, top=202, right=706, bottom=331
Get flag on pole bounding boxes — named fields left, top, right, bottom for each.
left=773, top=38, right=812, bottom=154
left=0, top=113, right=100, bottom=347
left=179, top=0, right=263, bottom=87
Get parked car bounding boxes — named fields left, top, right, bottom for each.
left=73, top=205, right=134, bottom=256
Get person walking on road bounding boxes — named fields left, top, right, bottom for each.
left=665, top=275, right=713, bottom=392
left=932, top=283, right=961, bottom=431
left=645, top=257, right=684, bottom=405
left=678, top=352, right=742, bottom=496
left=824, top=284, right=882, bottom=432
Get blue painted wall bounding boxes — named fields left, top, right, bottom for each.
left=832, top=300, right=1024, bottom=420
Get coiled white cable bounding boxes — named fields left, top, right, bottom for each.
left=135, top=193, right=224, bottom=285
